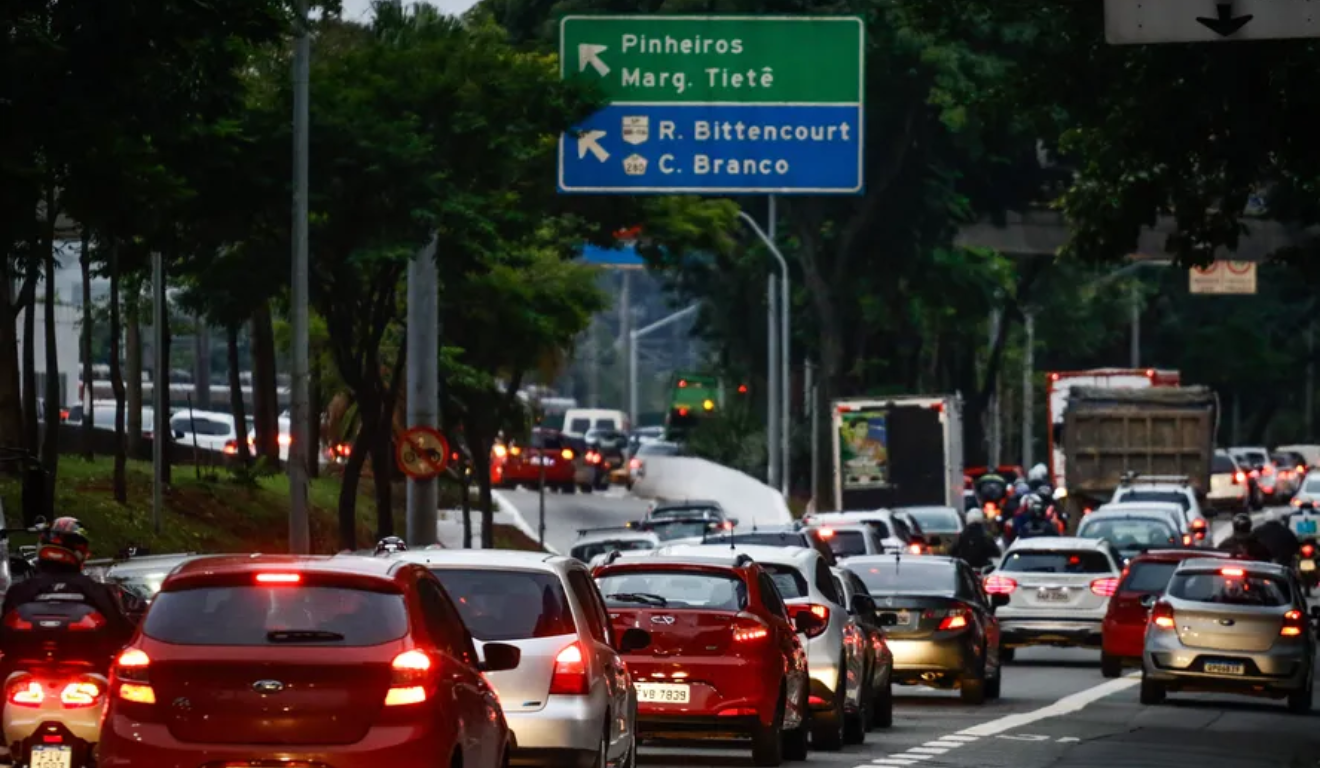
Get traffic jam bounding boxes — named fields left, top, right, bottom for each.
left=5, top=368, right=1320, bottom=768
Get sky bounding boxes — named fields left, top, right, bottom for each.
left=339, top=0, right=479, bottom=21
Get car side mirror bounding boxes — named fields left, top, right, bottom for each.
left=1140, top=594, right=1158, bottom=609
left=793, top=611, right=826, bottom=635
left=617, top=627, right=651, bottom=654
left=479, top=642, right=522, bottom=672
left=850, top=594, right=876, bottom=618
left=1309, top=605, right=1320, bottom=624
left=991, top=593, right=1010, bottom=608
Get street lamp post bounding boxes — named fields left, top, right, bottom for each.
left=627, top=304, right=701, bottom=429
left=736, top=210, right=790, bottom=498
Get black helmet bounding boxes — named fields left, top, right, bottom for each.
left=38, top=517, right=91, bottom=568
left=1231, top=512, right=1253, bottom=535
left=375, top=536, right=407, bottom=555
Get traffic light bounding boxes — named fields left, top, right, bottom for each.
left=737, top=384, right=749, bottom=394
left=702, top=399, right=715, bottom=411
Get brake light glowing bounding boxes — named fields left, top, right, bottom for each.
left=549, top=642, right=589, bottom=695
left=629, top=458, right=641, bottom=469
left=938, top=608, right=970, bottom=631
left=702, top=399, right=715, bottom=411
left=278, top=433, right=292, bottom=447
left=385, top=650, right=434, bottom=706
left=223, top=440, right=239, bottom=455
left=114, top=648, right=155, bottom=703
left=561, top=448, right=574, bottom=460
left=1282, top=609, right=1306, bottom=637
left=733, top=617, right=770, bottom=642
left=816, top=527, right=835, bottom=539
left=8, top=681, right=43, bottom=706
left=983, top=575, right=1017, bottom=595
left=678, top=379, right=687, bottom=388
left=509, top=446, right=522, bottom=456
left=908, top=543, right=923, bottom=555
left=255, top=573, right=301, bottom=584
left=117, top=649, right=150, bottom=668
left=1234, top=471, right=1246, bottom=484
left=1151, top=601, right=1175, bottom=630
left=1303, top=544, right=1315, bottom=558
left=810, top=605, right=829, bottom=621
left=3, top=612, right=33, bottom=630
left=1090, top=578, right=1119, bottom=597
left=1221, top=567, right=1245, bottom=577
left=60, top=682, right=101, bottom=708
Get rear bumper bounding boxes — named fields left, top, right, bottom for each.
left=506, top=694, right=607, bottom=753
left=1000, top=617, right=1103, bottom=648
left=636, top=714, right=761, bottom=739
left=630, top=660, right=781, bottom=728
left=886, top=637, right=975, bottom=680
left=1144, top=648, right=1310, bottom=693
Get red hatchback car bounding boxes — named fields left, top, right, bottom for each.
left=1100, top=548, right=1232, bottom=677
left=593, top=551, right=817, bottom=767
left=492, top=429, right=578, bottom=492
left=98, top=554, right=521, bottom=768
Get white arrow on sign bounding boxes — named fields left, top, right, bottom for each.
left=579, top=43, right=610, bottom=76
left=578, top=130, right=609, bottom=162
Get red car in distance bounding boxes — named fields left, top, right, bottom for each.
left=1100, top=548, right=1232, bottom=677
left=98, top=555, right=521, bottom=768
left=593, top=551, right=817, bottom=767
left=492, top=428, right=578, bottom=492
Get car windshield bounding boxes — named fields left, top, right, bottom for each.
left=853, top=560, right=957, bottom=595
left=651, top=505, right=720, bottom=520
left=1078, top=518, right=1179, bottom=551
left=1120, top=561, right=1181, bottom=593
left=571, top=539, right=656, bottom=562
left=1304, top=478, right=1320, bottom=495
left=819, top=530, right=867, bottom=558
left=143, top=585, right=409, bottom=646
left=430, top=569, right=575, bottom=641
left=109, top=572, right=172, bottom=601
left=901, top=507, right=962, bottom=533
left=1212, top=454, right=1237, bottom=473
left=759, top=563, right=809, bottom=599
left=642, top=519, right=713, bottom=541
left=1168, top=571, right=1290, bottom=607
left=1000, top=550, right=1112, bottom=574
left=568, top=418, right=591, bottom=434
left=1119, top=491, right=1190, bottom=511
left=596, top=570, right=747, bottom=610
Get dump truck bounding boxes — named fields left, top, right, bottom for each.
left=831, top=395, right=964, bottom=510
left=1061, top=386, right=1219, bottom=521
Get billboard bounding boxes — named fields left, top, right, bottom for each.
left=838, top=408, right=889, bottom=489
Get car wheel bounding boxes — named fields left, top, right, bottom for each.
left=1100, top=652, right=1122, bottom=679
left=871, top=678, right=894, bottom=728
left=1288, top=670, right=1314, bottom=714
left=594, top=726, right=609, bottom=768
left=843, top=677, right=868, bottom=744
left=751, top=691, right=785, bottom=766
left=810, top=668, right=846, bottom=751
left=1139, top=673, right=1165, bottom=705
left=1000, top=647, right=1016, bottom=663
left=579, top=483, right=594, bottom=494
left=960, top=667, right=987, bottom=705
left=781, top=687, right=810, bottom=761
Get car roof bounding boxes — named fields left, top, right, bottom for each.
left=1006, top=536, right=1110, bottom=551
left=805, top=522, right=872, bottom=534
left=1116, top=483, right=1191, bottom=493
left=104, top=553, right=202, bottom=575
left=573, top=531, right=660, bottom=546
left=1128, top=549, right=1232, bottom=564
left=1175, top=557, right=1288, bottom=576
left=165, top=554, right=416, bottom=586
left=659, top=543, right=814, bottom=566
left=597, top=550, right=753, bottom=570
left=652, top=499, right=722, bottom=509
left=844, top=553, right=959, bottom=569
left=894, top=505, right=960, bottom=514
left=389, top=549, right=566, bottom=572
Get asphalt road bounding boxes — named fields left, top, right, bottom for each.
left=502, top=486, right=652, bottom=555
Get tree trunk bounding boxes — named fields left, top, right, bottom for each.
left=79, top=231, right=94, bottom=460
left=22, top=270, right=38, bottom=454
left=40, top=199, right=60, bottom=497
left=0, top=257, right=25, bottom=451
left=158, top=269, right=172, bottom=486
left=250, top=301, right=279, bottom=464
left=108, top=245, right=127, bottom=504
left=460, top=470, right=472, bottom=548
left=308, top=355, right=321, bottom=479
left=126, top=284, right=143, bottom=458
left=468, top=419, right=494, bottom=549
left=338, top=410, right=374, bottom=551
left=226, top=324, right=251, bottom=467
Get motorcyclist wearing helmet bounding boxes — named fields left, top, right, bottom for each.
left=374, top=536, right=408, bottom=555
left=1006, top=495, right=1059, bottom=544
left=950, top=509, right=1002, bottom=570
left=1217, top=513, right=1273, bottom=561
left=0, top=518, right=134, bottom=678
left=1027, top=463, right=1050, bottom=491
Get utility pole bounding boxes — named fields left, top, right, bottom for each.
left=1022, top=309, right=1035, bottom=468
left=619, top=271, right=631, bottom=416
left=287, top=0, right=312, bottom=555
left=772, top=198, right=790, bottom=499
left=806, top=360, right=819, bottom=511
left=1129, top=284, right=1141, bottom=368
left=152, top=251, right=165, bottom=535
left=988, top=308, right=1002, bottom=467
left=1308, top=322, right=1316, bottom=438
left=766, top=275, right=780, bottom=488
left=405, top=235, right=439, bottom=547
left=736, top=210, right=790, bottom=494
left=586, top=318, right=599, bottom=408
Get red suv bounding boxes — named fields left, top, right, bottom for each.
left=97, top=555, right=521, bottom=768
left=593, top=551, right=818, bottom=767
left=1100, top=548, right=1232, bottom=677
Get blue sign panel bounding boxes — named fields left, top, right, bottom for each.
left=581, top=243, right=645, bottom=268
left=558, top=104, right=863, bottom=194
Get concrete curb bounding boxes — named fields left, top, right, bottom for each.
left=492, top=489, right=562, bottom=555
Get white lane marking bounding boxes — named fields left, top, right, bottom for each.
left=997, top=734, right=1050, bottom=742
left=1057, top=736, right=1081, bottom=743
left=906, top=748, right=948, bottom=755
left=889, top=755, right=933, bottom=761
left=924, top=741, right=964, bottom=748
left=958, top=674, right=1139, bottom=737
left=940, top=734, right=979, bottom=742
left=871, top=761, right=918, bottom=766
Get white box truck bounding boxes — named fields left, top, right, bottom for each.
left=831, top=395, right=964, bottom=510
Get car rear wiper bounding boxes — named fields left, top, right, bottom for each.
left=266, top=629, right=346, bottom=643
left=607, top=592, right=669, bottom=606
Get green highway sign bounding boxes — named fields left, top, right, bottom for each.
left=560, top=16, right=864, bottom=104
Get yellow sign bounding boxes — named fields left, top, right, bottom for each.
left=1189, top=261, right=1257, bottom=295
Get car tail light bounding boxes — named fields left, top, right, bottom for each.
left=732, top=616, right=770, bottom=642
left=908, top=543, right=924, bottom=555
left=561, top=448, right=574, bottom=460
left=1150, top=601, right=1175, bottom=630
left=385, top=650, right=433, bottom=706
left=114, top=648, right=156, bottom=704
left=278, top=434, right=292, bottom=447
left=1303, top=544, right=1316, bottom=558
left=1090, top=578, right=1119, bottom=597
left=68, top=611, right=106, bottom=631
left=255, top=573, right=301, bottom=584
left=59, top=408, right=70, bottom=421
left=8, top=680, right=43, bottom=707
left=815, top=527, right=835, bottom=539
left=223, top=440, right=238, bottom=456
left=1263, top=465, right=1275, bottom=477
left=4, top=612, right=33, bottom=630
left=1182, top=534, right=1192, bottom=546
left=937, top=607, right=970, bottom=631
left=629, top=458, right=642, bottom=470
left=788, top=605, right=830, bottom=638
left=493, top=444, right=508, bottom=458
left=60, top=681, right=102, bottom=708
left=549, top=642, right=589, bottom=695
left=983, top=575, right=1017, bottom=595
left=509, top=446, right=522, bottom=457
left=1221, top=567, right=1245, bottom=577
left=1282, top=609, right=1306, bottom=638
left=1233, top=471, right=1245, bottom=485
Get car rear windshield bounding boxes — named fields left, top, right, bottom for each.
left=1167, top=571, right=1290, bottom=606
left=822, top=530, right=867, bottom=558
left=1304, top=478, right=1320, bottom=495
left=1078, top=518, right=1179, bottom=550
left=431, top=570, right=576, bottom=641
left=902, top=508, right=963, bottom=533
left=569, top=418, right=591, bottom=434
left=1000, top=550, right=1112, bottom=574
left=571, top=539, right=656, bottom=562
left=143, top=585, right=409, bottom=646
left=705, top=532, right=806, bottom=548
left=1120, top=561, right=1180, bottom=593
left=596, top=570, right=747, bottom=610
left=1212, top=454, right=1236, bottom=473
left=759, top=563, right=809, bottom=599
left=643, top=519, right=713, bottom=541
left=853, top=561, right=957, bottom=595
left=1120, top=491, right=1191, bottom=511
left=651, top=505, right=720, bottom=519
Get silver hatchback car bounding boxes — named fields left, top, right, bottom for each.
left=1141, top=558, right=1318, bottom=712
left=393, top=550, right=640, bottom=768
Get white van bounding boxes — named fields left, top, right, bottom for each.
left=561, top=408, right=629, bottom=436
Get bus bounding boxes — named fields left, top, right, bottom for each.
left=666, top=372, right=723, bottom=437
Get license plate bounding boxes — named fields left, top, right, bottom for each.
left=635, top=682, right=690, bottom=704
left=1303, top=560, right=1317, bottom=572
left=1037, top=588, right=1070, bottom=602
left=1204, top=661, right=1246, bottom=675
left=1298, top=520, right=1317, bottom=535
left=31, top=746, right=73, bottom=768
left=882, top=611, right=913, bottom=627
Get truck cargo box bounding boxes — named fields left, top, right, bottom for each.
left=1063, top=386, right=1218, bottom=500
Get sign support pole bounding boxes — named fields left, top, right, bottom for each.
left=405, top=235, right=440, bottom=548
left=766, top=275, right=779, bottom=489
left=738, top=210, right=791, bottom=493
left=1022, top=309, right=1035, bottom=469
left=773, top=197, right=790, bottom=499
